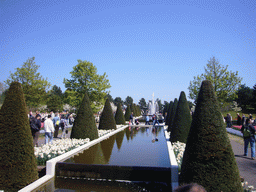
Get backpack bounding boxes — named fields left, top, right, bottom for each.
left=243, top=126, right=251, bottom=138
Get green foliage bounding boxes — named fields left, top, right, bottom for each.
left=236, top=84, right=254, bottom=110
left=139, top=98, right=147, bottom=110
left=124, top=105, right=131, bottom=121
left=115, top=103, right=126, bottom=124
left=46, top=95, right=63, bottom=112
left=114, top=97, right=123, bottom=106
left=71, top=92, right=99, bottom=140
left=170, top=91, right=192, bottom=143
left=165, top=101, right=173, bottom=126
left=167, top=98, right=178, bottom=132
left=99, top=98, right=116, bottom=130
left=5, top=57, right=51, bottom=109
left=124, top=96, right=133, bottom=106
left=0, top=82, right=38, bottom=191
left=180, top=80, right=243, bottom=191
left=64, top=60, right=111, bottom=113
left=188, top=56, right=242, bottom=105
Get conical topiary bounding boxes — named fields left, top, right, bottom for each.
left=124, top=105, right=131, bottom=121
left=165, top=101, right=173, bottom=126
left=115, top=103, right=125, bottom=124
left=179, top=80, right=243, bottom=191
left=98, top=98, right=116, bottom=130
left=170, top=91, right=192, bottom=143
left=167, top=98, right=178, bottom=132
left=71, top=92, right=99, bottom=140
left=0, top=82, right=38, bottom=191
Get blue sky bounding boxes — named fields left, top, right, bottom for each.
left=1, top=0, right=255, bottom=104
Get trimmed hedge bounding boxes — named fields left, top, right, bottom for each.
left=165, top=101, right=173, bottom=126
left=170, top=91, right=192, bottom=143
left=124, top=105, right=131, bottom=121
left=98, top=98, right=116, bottom=130
left=71, top=92, right=99, bottom=140
left=115, top=103, right=126, bottom=125
left=167, top=98, right=178, bottom=132
left=179, top=80, right=243, bottom=191
left=0, top=82, right=38, bottom=191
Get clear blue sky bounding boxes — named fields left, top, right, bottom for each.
left=1, top=0, right=255, bottom=104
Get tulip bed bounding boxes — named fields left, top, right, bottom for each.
left=172, top=141, right=186, bottom=171
left=35, top=129, right=116, bottom=165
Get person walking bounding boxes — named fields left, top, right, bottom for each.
left=44, top=114, right=55, bottom=144
left=30, top=113, right=41, bottom=147
left=52, top=113, right=60, bottom=138
left=153, top=114, right=160, bottom=126
left=241, top=118, right=255, bottom=160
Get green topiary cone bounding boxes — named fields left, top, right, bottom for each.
left=179, top=80, right=243, bottom=191
left=98, top=98, right=116, bottom=130
left=0, top=82, right=38, bottom=191
left=71, top=92, right=99, bottom=140
left=167, top=98, right=178, bottom=132
left=170, top=91, right=192, bottom=143
left=124, top=105, right=131, bottom=121
left=115, top=103, right=125, bottom=125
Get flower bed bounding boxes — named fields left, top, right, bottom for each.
left=35, top=129, right=116, bottom=165
left=172, top=141, right=186, bottom=171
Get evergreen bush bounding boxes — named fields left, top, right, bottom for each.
left=179, top=80, right=243, bottom=191
left=0, top=82, right=38, bottom=191
left=115, top=103, right=126, bottom=124
left=98, top=98, right=116, bottom=130
left=167, top=98, right=178, bottom=132
left=170, top=91, right=192, bottom=143
left=165, top=101, right=173, bottom=126
left=71, top=92, right=99, bottom=140
left=124, top=105, right=131, bottom=121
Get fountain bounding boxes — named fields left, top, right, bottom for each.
left=148, top=92, right=159, bottom=115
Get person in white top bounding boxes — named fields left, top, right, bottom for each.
left=44, top=114, right=55, bottom=144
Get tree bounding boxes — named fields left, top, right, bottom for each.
left=50, top=85, right=63, bottom=98
left=0, top=82, right=7, bottom=106
left=124, top=105, right=131, bottom=121
left=70, top=92, right=99, bottom=140
left=167, top=98, right=178, bottom=132
left=47, top=85, right=64, bottom=112
left=124, top=96, right=133, bottom=106
left=236, top=84, right=253, bottom=110
left=98, top=98, right=116, bottom=130
left=105, top=93, right=113, bottom=103
left=64, top=60, right=111, bottom=113
left=188, top=56, right=242, bottom=105
left=5, top=57, right=51, bottom=108
left=156, top=98, right=163, bottom=113
left=180, top=80, right=243, bottom=191
left=115, top=103, right=126, bottom=124
left=139, top=98, right=147, bottom=110
left=0, top=82, right=38, bottom=191
left=165, top=101, right=173, bottom=126
left=114, top=97, right=123, bottom=106
left=170, top=91, right=192, bottom=143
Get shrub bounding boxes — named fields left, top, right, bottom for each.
left=167, top=98, right=178, bottom=132
left=98, top=98, right=116, bottom=130
left=165, top=101, right=173, bottom=126
left=0, top=82, right=38, bottom=191
left=179, top=80, right=243, bottom=191
left=70, top=92, right=99, bottom=140
left=124, top=105, right=131, bottom=121
left=170, top=91, right=192, bottom=143
left=115, top=103, right=126, bottom=124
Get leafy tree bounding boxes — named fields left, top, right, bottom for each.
left=167, top=98, right=178, bottom=132
left=115, top=103, right=126, bottom=124
left=170, top=91, right=192, bottom=143
left=64, top=60, right=111, bottom=113
left=0, top=82, right=38, bottom=191
left=180, top=80, right=243, bottom=191
left=124, top=96, right=133, bottom=106
left=98, top=98, right=116, bottom=130
left=139, top=98, right=147, bottom=110
left=124, top=105, right=131, bottom=121
left=5, top=57, right=51, bottom=108
left=236, top=84, right=253, bottom=110
left=50, top=85, right=63, bottom=98
left=46, top=95, right=63, bottom=112
left=70, top=92, right=99, bottom=140
left=114, top=97, right=123, bottom=106
left=188, top=56, right=242, bottom=105
left=156, top=98, right=163, bottom=113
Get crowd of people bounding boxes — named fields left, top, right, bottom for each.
left=28, top=110, right=74, bottom=147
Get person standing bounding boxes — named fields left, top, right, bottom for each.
left=241, top=118, right=255, bottom=160
left=237, top=113, right=242, bottom=126
left=44, top=114, right=55, bottom=144
left=129, top=112, right=134, bottom=125
left=226, top=113, right=232, bottom=128
left=153, top=114, right=160, bottom=126
left=61, top=117, right=69, bottom=138
left=145, top=114, right=150, bottom=125
left=52, top=113, right=60, bottom=138
left=30, top=114, right=41, bottom=147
